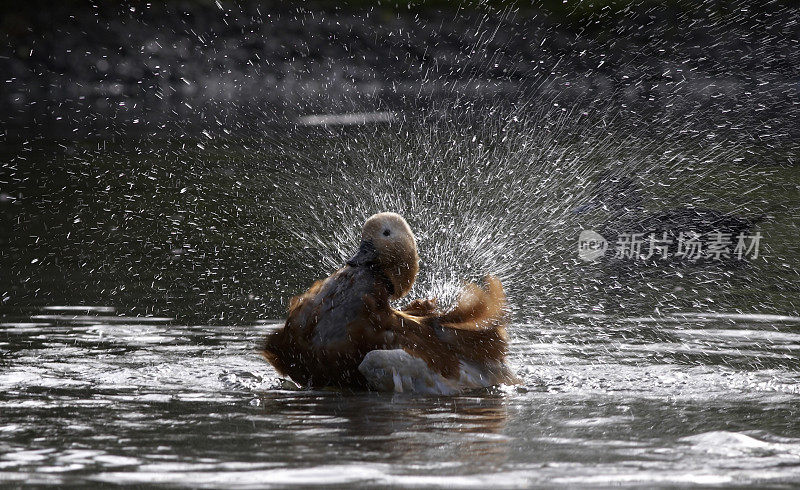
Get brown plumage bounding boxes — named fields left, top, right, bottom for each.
left=261, top=212, right=517, bottom=393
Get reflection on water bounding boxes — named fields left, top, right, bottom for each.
left=2, top=308, right=800, bottom=486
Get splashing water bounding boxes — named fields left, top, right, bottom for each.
left=3, top=1, right=797, bottom=323
left=2, top=1, right=800, bottom=487
left=264, top=99, right=786, bottom=321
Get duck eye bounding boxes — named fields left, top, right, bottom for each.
left=383, top=229, right=391, bottom=237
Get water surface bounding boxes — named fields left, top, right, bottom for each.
left=2, top=0, right=799, bottom=486
left=3, top=309, right=800, bottom=487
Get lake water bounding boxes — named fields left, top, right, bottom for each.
left=3, top=0, right=800, bottom=485
left=2, top=310, right=800, bottom=487
left=2, top=97, right=799, bottom=487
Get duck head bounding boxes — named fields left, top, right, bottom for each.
left=347, top=212, right=419, bottom=300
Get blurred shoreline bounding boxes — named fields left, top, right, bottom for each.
left=1, top=0, right=797, bottom=142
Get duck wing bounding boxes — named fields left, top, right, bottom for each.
left=261, top=266, right=390, bottom=388
left=399, top=297, right=438, bottom=316
left=369, top=275, right=513, bottom=384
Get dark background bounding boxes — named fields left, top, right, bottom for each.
left=1, top=0, right=798, bottom=323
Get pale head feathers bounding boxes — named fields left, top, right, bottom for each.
left=356, top=212, right=419, bottom=300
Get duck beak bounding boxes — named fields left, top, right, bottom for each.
left=347, top=240, right=378, bottom=267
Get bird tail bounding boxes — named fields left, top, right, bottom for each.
left=438, top=275, right=508, bottom=333
left=260, top=328, right=293, bottom=377
left=433, top=274, right=511, bottom=370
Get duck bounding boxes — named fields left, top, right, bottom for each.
left=260, top=212, right=518, bottom=394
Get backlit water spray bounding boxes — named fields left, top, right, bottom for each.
left=264, top=99, right=785, bottom=324
left=3, top=2, right=800, bottom=485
